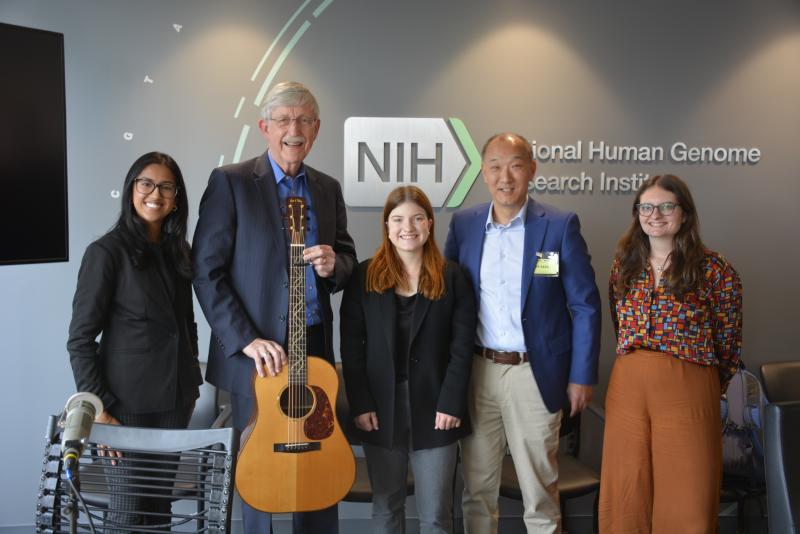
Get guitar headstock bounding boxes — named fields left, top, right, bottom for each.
left=286, top=196, right=306, bottom=245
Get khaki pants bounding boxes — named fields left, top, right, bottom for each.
left=598, top=350, right=722, bottom=534
left=461, top=355, right=562, bottom=534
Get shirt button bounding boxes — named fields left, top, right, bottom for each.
left=279, top=315, right=286, bottom=322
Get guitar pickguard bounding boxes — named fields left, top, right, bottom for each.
left=304, top=385, right=334, bottom=440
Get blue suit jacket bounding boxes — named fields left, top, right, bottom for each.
left=444, top=199, right=601, bottom=413
left=192, top=152, right=357, bottom=397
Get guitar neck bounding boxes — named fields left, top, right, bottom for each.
left=288, top=241, right=307, bottom=386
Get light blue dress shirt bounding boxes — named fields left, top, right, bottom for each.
left=268, top=152, right=322, bottom=326
left=476, top=199, right=528, bottom=352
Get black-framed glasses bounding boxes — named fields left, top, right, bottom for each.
left=268, top=116, right=317, bottom=128
left=133, top=178, right=179, bottom=199
left=636, top=202, right=678, bottom=216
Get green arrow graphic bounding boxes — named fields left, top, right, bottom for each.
left=447, top=118, right=481, bottom=208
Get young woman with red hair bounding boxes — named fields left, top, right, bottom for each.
left=340, top=185, right=475, bottom=533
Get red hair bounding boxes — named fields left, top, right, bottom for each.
left=366, top=186, right=446, bottom=300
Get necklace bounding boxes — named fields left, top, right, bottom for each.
left=651, top=254, right=671, bottom=273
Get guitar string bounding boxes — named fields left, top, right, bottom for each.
left=289, top=203, right=306, bottom=450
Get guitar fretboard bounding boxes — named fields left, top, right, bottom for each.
left=288, top=226, right=307, bottom=387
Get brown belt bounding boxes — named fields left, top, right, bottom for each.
left=475, top=345, right=529, bottom=365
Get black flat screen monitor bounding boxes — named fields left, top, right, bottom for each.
left=0, top=22, right=68, bottom=265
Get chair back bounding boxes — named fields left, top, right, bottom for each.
left=764, top=401, right=800, bottom=534
left=761, top=361, right=800, bottom=403
left=36, top=414, right=237, bottom=533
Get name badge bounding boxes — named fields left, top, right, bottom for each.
left=534, top=251, right=559, bottom=277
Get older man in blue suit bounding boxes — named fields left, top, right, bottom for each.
left=445, top=133, right=601, bottom=534
left=192, top=81, right=356, bottom=534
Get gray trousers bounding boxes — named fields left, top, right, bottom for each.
left=363, top=382, right=458, bottom=534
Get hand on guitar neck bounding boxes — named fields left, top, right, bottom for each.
left=243, top=338, right=288, bottom=378
left=302, top=244, right=336, bottom=279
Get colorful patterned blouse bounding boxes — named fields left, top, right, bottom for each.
left=609, top=251, right=742, bottom=390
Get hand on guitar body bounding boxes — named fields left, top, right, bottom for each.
left=434, top=412, right=461, bottom=431
left=354, top=411, right=379, bottom=432
left=243, top=338, right=288, bottom=377
left=303, top=244, right=336, bottom=278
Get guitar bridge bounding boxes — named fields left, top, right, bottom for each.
left=273, top=442, right=321, bottom=453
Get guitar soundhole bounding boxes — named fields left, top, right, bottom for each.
left=279, top=385, right=315, bottom=419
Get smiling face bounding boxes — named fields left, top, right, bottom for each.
left=131, top=163, right=177, bottom=240
left=386, top=201, right=432, bottom=257
left=637, top=185, right=684, bottom=242
left=482, top=135, right=536, bottom=224
left=258, top=104, right=320, bottom=176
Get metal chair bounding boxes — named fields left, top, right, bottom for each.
left=764, top=401, right=800, bottom=533
left=499, top=404, right=604, bottom=533
left=36, top=414, right=237, bottom=533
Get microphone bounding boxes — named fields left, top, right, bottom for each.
left=60, top=392, right=104, bottom=478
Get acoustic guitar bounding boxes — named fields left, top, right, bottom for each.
left=236, top=196, right=355, bottom=512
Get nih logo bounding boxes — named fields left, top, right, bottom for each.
left=343, top=117, right=481, bottom=208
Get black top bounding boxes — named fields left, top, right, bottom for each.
left=149, top=242, right=196, bottom=407
left=393, top=293, right=416, bottom=383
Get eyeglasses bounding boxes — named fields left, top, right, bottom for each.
left=134, top=178, right=179, bottom=199
left=635, top=202, right=678, bottom=216
left=269, top=116, right=317, bottom=128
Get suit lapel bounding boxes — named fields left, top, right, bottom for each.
left=521, top=200, right=547, bottom=309
left=306, top=167, right=335, bottom=247
left=252, top=153, right=287, bottom=268
left=409, top=293, right=432, bottom=345
left=466, top=205, right=491, bottom=306
left=376, top=290, right=397, bottom=359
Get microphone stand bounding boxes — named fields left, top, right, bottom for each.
left=63, top=462, right=81, bottom=534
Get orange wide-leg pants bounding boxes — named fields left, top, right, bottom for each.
left=598, top=350, right=722, bottom=534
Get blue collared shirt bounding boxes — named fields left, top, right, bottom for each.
left=268, top=152, right=322, bottom=326
left=477, top=199, right=528, bottom=352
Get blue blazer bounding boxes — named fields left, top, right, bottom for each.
left=444, top=200, right=601, bottom=413
left=192, top=152, right=357, bottom=397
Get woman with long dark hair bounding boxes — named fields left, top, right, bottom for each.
left=598, top=174, right=743, bottom=533
left=340, top=185, right=475, bottom=533
left=67, top=152, right=202, bottom=529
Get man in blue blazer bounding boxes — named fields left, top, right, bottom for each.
left=192, top=82, right=356, bottom=534
left=444, top=133, right=601, bottom=533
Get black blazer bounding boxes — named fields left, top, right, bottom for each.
left=67, top=228, right=202, bottom=414
left=340, top=259, right=476, bottom=450
left=192, top=152, right=357, bottom=397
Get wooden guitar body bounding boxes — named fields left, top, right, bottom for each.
left=236, top=355, right=355, bottom=513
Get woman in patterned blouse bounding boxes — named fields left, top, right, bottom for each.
left=598, top=174, right=742, bottom=534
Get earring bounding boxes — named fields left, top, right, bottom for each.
left=172, top=205, right=178, bottom=212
